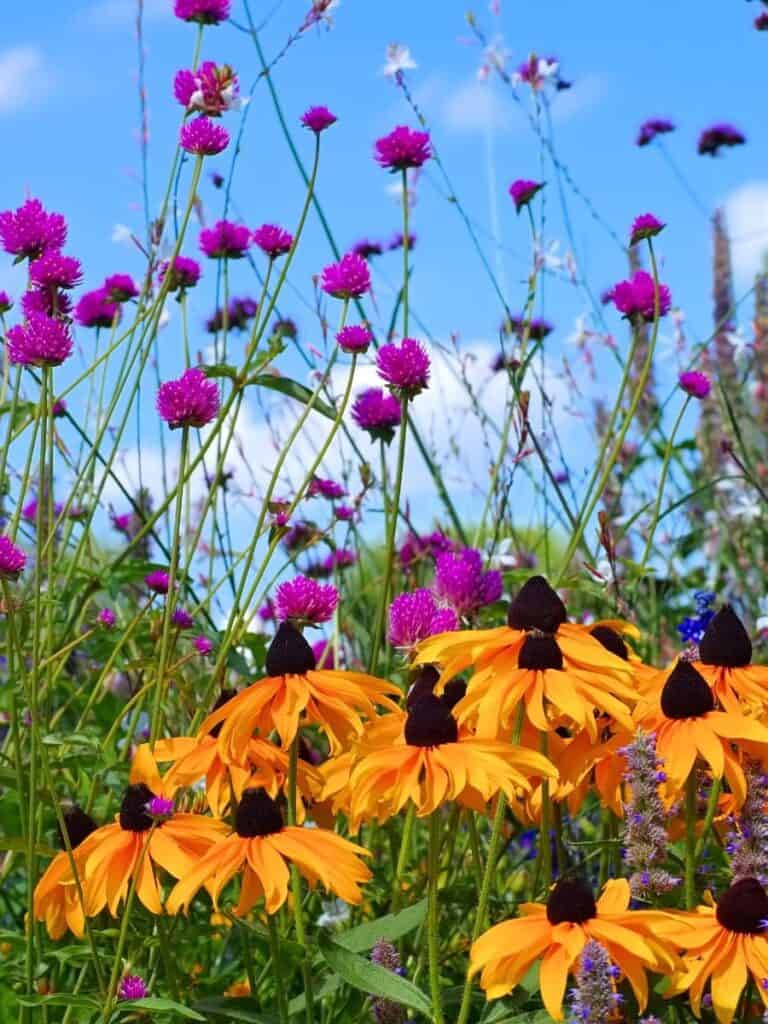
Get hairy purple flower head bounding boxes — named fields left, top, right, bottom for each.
left=370, top=940, right=407, bottom=1023
left=308, top=477, right=346, bottom=500
left=434, top=548, right=503, bottom=618
left=147, top=795, right=174, bottom=817
left=388, top=589, right=458, bottom=650
left=0, top=290, right=12, bottom=313
left=97, top=607, right=117, bottom=629
left=174, top=61, right=238, bottom=116
left=374, top=125, right=432, bottom=171
left=118, top=974, right=148, bottom=1001
left=399, top=530, right=454, bottom=569
left=376, top=337, right=430, bottom=398
left=7, top=315, right=73, bottom=367
left=180, top=116, right=229, bottom=156
left=335, top=504, right=355, bottom=522
left=199, top=220, right=250, bottom=259
left=252, top=223, right=293, bottom=259
left=609, top=269, right=671, bottom=323
left=321, top=253, right=371, bottom=299
left=74, top=288, right=120, bottom=329
left=206, top=296, right=258, bottom=332
left=171, top=608, right=194, bottom=630
left=22, top=497, right=64, bottom=524
left=275, top=575, right=339, bottom=625
left=194, top=635, right=213, bottom=655
left=636, top=118, right=675, bottom=147
left=0, top=536, right=26, bottom=580
left=509, top=178, right=544, bottom=212
left=104, top=273, right=139, bottom=302
left=29, top=252, right=82, bottom=291
left=630, top=213, right=665, bottom=246
left=173, top=0, right=230, bottom=24
left=301, top=105, right=337, bottom=133
left=698, top=122, right=746, bottom=157
left=160, top=255, right=201, bottom=292
left=0, top=198, right=67, bottom=260
left=351, top=387, right=401, bottom=443
left=678, top=370, right=711, bottom=399
left=145, top=570, right=170, bottom=594
left=337, top=324, right=372, bottom=354
left=156, top=367, right=220, bottom=429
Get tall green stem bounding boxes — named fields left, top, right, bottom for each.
left=684, top=771, right=697, bottom=910
left=401, top=168, right=410, bottom=337
left=390, top=803, right=416, bottom=912
left=427, top=812, right=445, bottom=1024
left=287, top=735, right=314, bottom=1024
left=638, top=395, right=690, bottom=572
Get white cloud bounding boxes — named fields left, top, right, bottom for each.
left=0, top=47, right=51, bottom=116
left=725, top=181, right=768, bottom=281
left=549, top=73, right=606, bottom=124
left=441, top=78, right=517, bottom=135
left=85, top=0, right=170, bottom=26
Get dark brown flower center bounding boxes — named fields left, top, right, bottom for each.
left=119, top=784, right=155, bottom=832
left=208, top=688, right=237, bottom=739
left=699, top=605, right=752, bottom=668
left=406, top=665, right=441, bottom=709
left=58, top=806, right=98, bottom=849
left=265, top=622, right=316, bottom=677
left=518, top=633, right=564, bottom=671
left=235, top=788, right=284, bottom=837
left=546, top=878, right=597, bottom=924
left=405, top=694, right=458, bottom=747
left=507, top=575, right=567, bottom=633
left=590, top=625, right=629, bottom=661
left=442, top=679, right=467, bottom=710
left=716, top=878, right=768, bottom=934
left=660, top=660, right=715, bottom=719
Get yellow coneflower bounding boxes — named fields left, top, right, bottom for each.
left=166, top=787, right=371, bottom=916
left=33, top=807, right=99, bottom=940
left=694, top=605, right=768, bottom=714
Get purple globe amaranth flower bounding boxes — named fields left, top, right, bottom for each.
left=97, top=607, right=117, bottom=629
left=118, top=974, right=148, bottom=1001
left=156, top=367, right=220, bottom=430
left=29, top=251, right=83, bottom=290
left=679, top=370, right=711, bottom=399
left=199, top=220, right=250, bottom=259
left=174, top=61, right=238, bottom=116
left=636, top=117, right=675, bottom=147
left=252, top=223, right=293, bottom=259
left=337, top=324, right=372, bottom=354
left=351, top=387, right=402, bottom=443
left=275, top=574, right=339, bottom=626
left=145, top=570, right=170, bottom=594
left=104, top=273, right=139, bottom=302
left=180, top=116, right=230, bottom=156
left=7, top=315, right=73, bottom=367
left=509, top=178, right=544, bottom=213
left=756, top=12, right=768, bottom=29
left=399, top=530, right=455, bottom=569
left=52, top=399, right=67, bottom=418
left=0, top=290, right=12, bottom=313
left=0, top=198, right=67, bottom=260
left=388, top=589, right=458, bottom=649
left=22, top=497, right=64, bottom=524
left=307, top=477, right=346, bottom=500
left=609, top=269, right=671, bottom=323
left=174, top=0, right=230, bottom=24
left=698, top=122, right=746, bottom=157
left=22, top=288, right=72, bottom=320
left=160, top=255, right=201, bottom=292
left=374, top=125, right=431, bottom=171
left=322, top=548, right=357, bottom=572
left=171, top=607, right=194, bottom=630
left=206, top=296, right=258, bottom=332
left=194, top=634, right=213, bottom=655
left=434, top=548, right=503, bottom=618
left=630, top=213, right=665, bottom=246
left=74, top=288, right=120, bottom=328
left=301, top=105, right=337, bottom=133
left=0, top=536, right=27, bottom=580
left=376, top=337, right=430, bottom=399
left=321, top=253, right=371, bottom=299
left=147, top=795, right=174, bottom=817
left=335, top=504, right=355, bottom=522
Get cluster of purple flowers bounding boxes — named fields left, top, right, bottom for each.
left=676, top=591, right=716, bottom=646
left=399, top=530, right=454, bottom=570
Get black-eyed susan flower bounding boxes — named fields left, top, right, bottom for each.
left=33, top=807, right=99, bottom=940
left=166, top=787, right=371, bottom=916
left=347, top=694, right=556, bottom=824
left=200, top=623, right=401, bottom=760
left=470, top=877, right=677, bottom=1020
left=694, top=605, right=768, bottom=714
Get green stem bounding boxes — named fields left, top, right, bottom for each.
left=287, top=735, right=314, bottom=1023
left=401, top=168, right=410, bottom=337
left=539, top=732, right=552, bottom=890
left=694, top=777, right=722, bottom=860
left=684, top=771, right=697, bottom=910
left=266, top=915, right=289, bottom=1024
left=427, top=813, right=445, bottom=1024
left=638, top=395, right=691, bottom=572
left=390, top=803, right=416, bottom=912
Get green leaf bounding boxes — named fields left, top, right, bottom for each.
left=318, top=936, right=432, bottom=1017
left=119, top=997, right=205, bottom=1019
left=246, top=374, right=336, bottom=420
left=334, top=899, right=427, bottom=952
left=204, top=363, right=239, bottom=380
left=191, top=998, right=279, bottom=1023
left=0, top=836, right=57, bottom=857
left=17, top=994, right=100, bottom=1010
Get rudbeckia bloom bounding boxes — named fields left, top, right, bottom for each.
left=470, top=877, right=677, bottom=1020
left=417, top=577, right=637, bottom=740
left=166, top=787, right=371, bottom=916
left=347, top=694, right=556, bottom=823
left=664, top=878, right=768, bottom=1024
left=693, top=605, right=768, bottom=714
left=200, top=623, right=400, bottom=758
left=33, top=807, right=99, bottom=939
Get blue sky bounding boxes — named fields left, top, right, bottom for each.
left=2, top=0, right=766, bottom=556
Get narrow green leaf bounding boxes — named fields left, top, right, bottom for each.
left=17, top=994, right=100, bottom=1010
left=318, top=936, right=432, bottom=1016
left=192, top=998, right=279, bottom=1023
left=0, top=836, right=57, bottom=857
left=334, top=899, right=427, bottom=952
left=119, top=997, right=205, bottom=1020
left=246, top=374, right=336, bottom=420
left=204, top=363, right=239, bottom=380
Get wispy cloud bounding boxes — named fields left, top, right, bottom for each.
left=84, top=0, right=170, bottom=27
left=725, top=181, right=768, bottom=281
left=0, top=46, right=52, bottom=116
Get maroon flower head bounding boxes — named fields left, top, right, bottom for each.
left=252, top=223, right=293, bottom=260
left=75, top=288, right=120, bottom=329
left=52, top=399, right=67, bottom=418
left=503, top=315, right=553, bottom=341
left=352, top=387, right=401, bottom=442
left=180, top=116, right=230, bottom=156
left=0, top=198, right=67, bottom=260
left=199, top=220, right=250, bottom=259
left=104, top=273, right=139, bottom=302
left=174, top=61, right=238, bottom=116
left=0, top=290, right=12, bottom=313
left=678, top=370, right=711, bottom=399
left=376, top=337, right=430, bottom=399
left=160, top=255, right=201, bottom=291
left=609, top=269, right=671, bottom=323
left=630, top=213, right=665, bottom=246
left=276, top=574, right=339, bottom=625
left=337, top=324, right=372, bottom=354
left=509, top=178, right=544, bottom=212
left=301, top=105, right=337, bottom=134
left=388, top=231, right=417, bottom=252
left=0, top=536, right=27, bottom=580
left=156, top=367, right=220, bottom=429
left=321, top=252, right=371, bottom=299
left=29, top=252, right=82, bottom=291
left=636, top=118, right=675, bottom=147
left=756, top=12, right=768, bottom=30
left=7, top=314, right=73, bottom=367
left=145, top=570, right=170, bottom=594
left=698, top=123, right=746, bottom=157
left=374, top=125, right=431, bottom=171
left=173, top=0, right=230, bottom=23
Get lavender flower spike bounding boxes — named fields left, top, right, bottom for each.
left=370, top=940, right=407, bottom=1023
left=727, top=758, right=768, bottom=886
left=568, top=940, right=621, bottom=1023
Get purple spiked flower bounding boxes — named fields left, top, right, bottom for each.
left=98, top=608, right=117, bottom=629
left=321, top=253, right=371, bottom=299
left=337, top=324, right=372, bottom=354
left=434, top=548, right=503, bottom=618
left=252, top=223, right=293, bottom=259
left=568, top=940, right=621, bottom=1023
left=388, top=589, right=459, bottom=650
left=118, top=974, right=148, bottom=1001
left=29, top=252, right=82, bottom=290
left=174, top=0, right=230, bottom=23
left=199, top=220, right=250, bottom=259
left=74, top=288, right=120, bottom=329
left=636, top=118, right=675, bottom=147
left=145, top=570, right=171, bottom=594
left=370, top=940, right=407, bottom=1023
left=727, top=759, right=768, bottom=886
left=630, top=213, right=665, bottom=246
left=275, top=575, right=339, bottom=626
left=301, top=105, right=337, bottom=133
left=0, top=198, right=67, bottom=260
left=678, top=370, right=711, bottom=399
left=608, top=269, right=671, bottom=323
left=374, top=126, right=431, bottom=171
left=698, top=122, right=746, bottom=157
left=0, top=536, right=26, bottom=580
left=351, top=387, right=401, bottom=443
left=104, top=274, right=139, bottom=302
left=156, top=367, right=220, bottom=429
left=7, top=314, right=73, bottom=367
left=508, top=178, right=544, bottom=213
left=376, top=337, right=430, bottom=399
left=180, top=116, right=229, bottom=156
left=160, top=255, right=201, bottom=292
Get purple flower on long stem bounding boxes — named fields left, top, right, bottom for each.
left=0, top=198, right=67, bottom=259
left=388, top=589, right=458, bottom=650
left=156, top=367, right=220, bottom=429
left=275, top=575, right=338, bottom=625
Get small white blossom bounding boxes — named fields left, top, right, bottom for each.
left=382, top=43, right=416, bottom=78
left=317, top=898, right=350, bottom=928
left=112, top=224, right=133, bottom=244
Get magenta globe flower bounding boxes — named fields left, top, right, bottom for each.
left=275, top=575, right=339, bottom=625
left=388, top=589, right=458, bottom=650
left=173, top=0, right=230, bottom=24
left=509, top=178, right=544, bottom=213
left=608, top=269, right=671, bottom=323
left=636, top=118, right=675, bottom=147
left=678, top=370, right=711, bottom=399
left=252, top=223, right=293, bottom=259
left=321, top=253, right=371, bottom=299
left=118, top=975, right=148, bottom=1001
left=180, top=116, right=229, bottom=156
left=376, top=337, right=430, bottom=399
left=145, top=570, right=171, bottom=594
left=156, top=367, right=220, bottom=429
left=174, top=61, right=238, bottom=116
left=630, top=213, right=665, bottom=246
left=0, top=536, right=27, bottom=580
left=22, top=289, right=71, bottom=320
left=301, top=105, right=337, bottom=133
left=351, top=387, right=401, bottom=443
left=52, top=399, right=67, bottom=418
left=171, top=608, right=194, bottom=630
left=0, top=198, right=67, bottom=260
left=194, top=634, right=214, bottom=655
left=7, top=315, right=73, bottom=367
left=97, top=608, right=117, bottom=629
left=104, top=273, right=139, bottom=302
left=756, top=11, right=768, bottom=29
left=159, top=255, right=201, bottom=291
left=74, top=288, right=120, bottom=329
left=0, top=290, right=12, bottom=314
left=374, top=125, right=431, bottom=171
left=434, top=548, right=503, bottom=618
left=697, top=123, right=746, bottom=157
left=29, top=252, right=82, bottom=291
left=199, top=220, right=250, bottom=259
left=336, top=324, right=372, bottom=354
left=307, top=477, right=346, bottom=500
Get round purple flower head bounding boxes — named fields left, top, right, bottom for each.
left=118, top=974, right=148, bottom=1001
left=22, top=288, right=72, bottom=320
left=388, top=589, right=458, bottom=649
left=337, top=324, right=372, bottom=354
left=321, top=253, right=371, bottom=299
left=374, top=125, right=432, bottom=171
left=171, top=607, right=194, bottom=630
left=376, top=337, right=430, bottom=399
left=174, top=0, right=230, bottom=24
left=104, top=274, right=139, bottom=302
left=0, top=198, right=67, bottom=260
left=52, top=399, right=67, bottom=418
left=199, top=220, right=250, bottom=259
left=399, top=530, right=455, bottom=569
left=301, top=105, right=337, bottom=134
left=509, top=178, right=544, bottom=213
left=630, top=213, right=665, bottom=246
left=147, top=796, right=174, bottom=818
left=756, top=12, right=768, bottom=29
left=0, top=536, right=27, bottom=580
left=352, top=387, right=401, bottom=443
left=253, top=223, right=293, bottom=259
left=7, top=314, right=73, bottom=367
left=434, top=548, right=503, bottom=618
left=97, top=607, right=117, bottom=629
left=679, top=370, right=711, bottom=399
left=636, top=118, right=675, bottom=147
left=275, top=575, right=339, bottom=626
left=609, top=269, right=671, bottom=323
left=174, top=61, right=238, bottom=116
left=160, top=255, right=201, bottom=292
left=29, top=252, right=82, bottom=291
left=75, top=288, right=120, bottom=329
left=194, top=634, right=213, bottom=655
left=0, top=290, right=12, bottom=314
left=308, top=477, right=346, bottom=500
left=156, top=367, right=220, bottom=430
left=145, top=570, right=170, bottom=595
left=698, top=123, right=746, bottom=157
left=181, top=116, right=229, bottom=156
